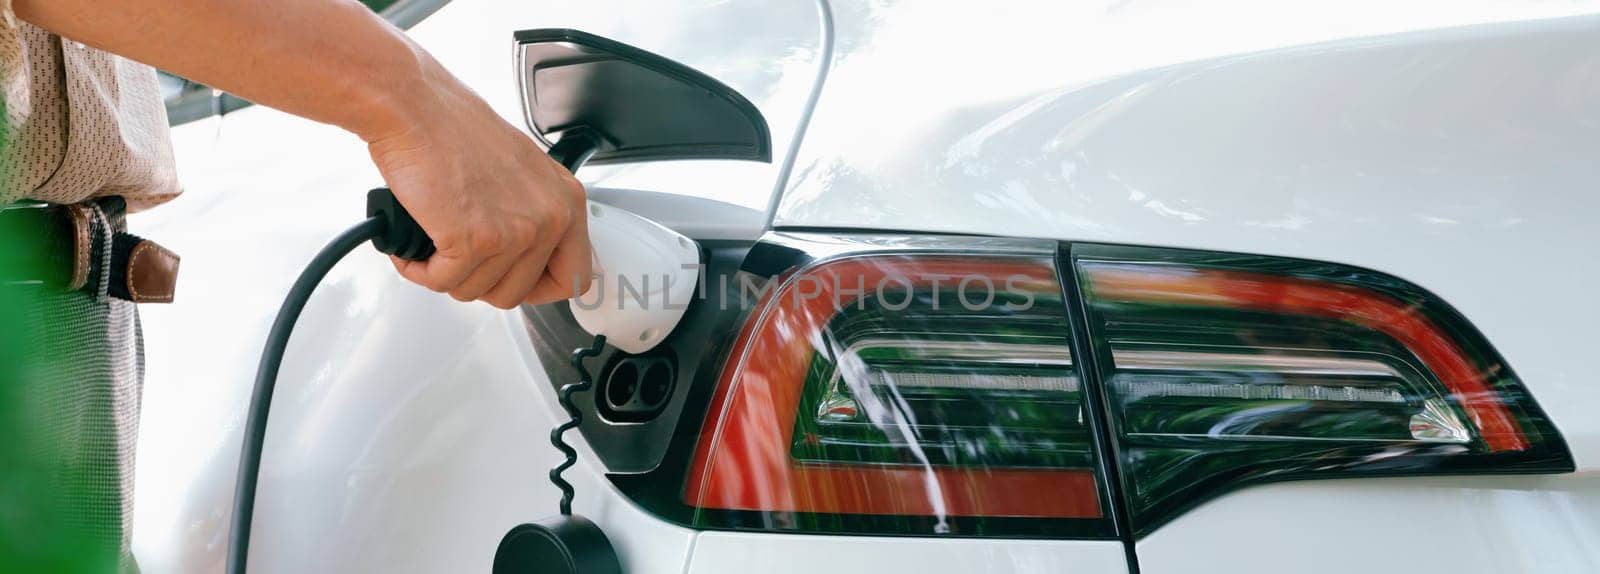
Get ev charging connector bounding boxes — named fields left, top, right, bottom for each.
left=227, top=132, right=697, bottom=574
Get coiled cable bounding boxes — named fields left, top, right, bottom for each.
left=552, top=334, right=606, bottom=516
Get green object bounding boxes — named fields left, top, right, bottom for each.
left=0, top=289, right=117, bottom=573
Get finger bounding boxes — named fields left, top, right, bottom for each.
left=542, top=213, right=594, bottom=299
left=408, top=251, right=477, bottom=293
left=480, top=238, right=559, bottom=309
left=391, top=256, right=442, bottom=292
left=522, top=272, right=573, bottom=306
left=446, top=248, right=523, bottom=302
left=525, top=236, right=592, bottom=306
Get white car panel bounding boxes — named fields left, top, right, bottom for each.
left=1138, top=475, right=1600, bottom=573
left=776, top=12, right=1600, bottom=470
left=155, top=243, right=696, bottom=573
left=687, top=532, right=1128, bottom=574
left=238, top=255, right=667, bottom=573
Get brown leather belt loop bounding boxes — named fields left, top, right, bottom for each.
left=64, top=203, right=94, bottom=291
left=112, top=233, right=180, bottom=303
left=0, top=197, right=180, bottom=303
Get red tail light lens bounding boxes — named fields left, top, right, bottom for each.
left=578, top=236, right=1571, bottom=540
left=1071, top=245, right=1573, bottom=534
left=684, top=239, right=1113, bottom=537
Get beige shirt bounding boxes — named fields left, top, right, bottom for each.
left=0, top=3, right=181, bottom=212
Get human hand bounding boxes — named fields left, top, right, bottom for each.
left=15, top=0, right=591, bottom=309
left=362, top=66, right=591, bottom=309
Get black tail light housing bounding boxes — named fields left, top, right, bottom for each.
left=523, top=234, right=1573, bottom=539
left=1069, top=244, right=1571, bottom=534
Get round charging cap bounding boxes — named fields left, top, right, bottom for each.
left=493, top=515, right=621, bottom=574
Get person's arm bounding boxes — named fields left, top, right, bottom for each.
left=14, top=0, right=590, bottom=308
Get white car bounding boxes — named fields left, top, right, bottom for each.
left=133, top=1, right=1600, bottom=573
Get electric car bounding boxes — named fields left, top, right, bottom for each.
left=132, top=1, right=1600, bottom=572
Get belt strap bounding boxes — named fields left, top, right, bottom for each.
left=110, top=231, right=180, bottom=303
left=0, top=197, right=180, bottom=303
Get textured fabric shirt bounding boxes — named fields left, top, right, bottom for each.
left=0, top=2, right=181, bottom=212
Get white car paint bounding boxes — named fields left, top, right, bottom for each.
left=686, top=533, right=1129, bottom=574
left=1138, top=475, right=1600, bottom=573
left=132, top=1, right=1600, bottom=573
left=776, top=10, right=1600, bottom=469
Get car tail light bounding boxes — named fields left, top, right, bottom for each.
left=682, top=237, right=1114, bottom=537
left=1070, top=245, right=1573, bottom=534
left=556, top=235, right=1572, bottom=540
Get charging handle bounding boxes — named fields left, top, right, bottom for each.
left=362, top=127, right=598, bottom=263
left=366, top=188, right=436, bottom=261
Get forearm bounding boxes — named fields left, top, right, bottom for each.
left=16, top=0, right=593, bottom=308
left=14, top=0, right=449, bottom=141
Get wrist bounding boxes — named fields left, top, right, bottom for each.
left=342, top=40, right=455, bottom=144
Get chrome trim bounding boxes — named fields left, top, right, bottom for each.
left=870, top=370, right=1079, bottom=393
left=762, top=230, right=1057, bottom=263
left=1111, top=378, right=1406, bottom=403
left=1122, top=432, right=1466, bottom=445
left=1111, top=347, right=1405, bottom=379
left=844, top=337, right=1072, bottom=367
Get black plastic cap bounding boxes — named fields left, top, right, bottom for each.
left=493, top=515, right=622, bottom=574
left=365, top=188, right=436, bottom=261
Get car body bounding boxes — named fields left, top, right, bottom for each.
left=133, top=1, right=1600, bottom=572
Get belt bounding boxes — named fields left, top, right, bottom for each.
left=0, top=196, right=179, bottom=303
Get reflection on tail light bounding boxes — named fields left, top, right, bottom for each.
left=1072, top=245, right=1573, bottom=534
left=683, top=246, right=1113, bottom=537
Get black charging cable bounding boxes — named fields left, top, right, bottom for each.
left=226, top=188, right=434, bottom=574
left=228, top=133, right=608, bottom=574
left=552, top=334, right=606, bottom=516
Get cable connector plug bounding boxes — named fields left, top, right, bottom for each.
left=366, top=188, right=436, bottom=261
